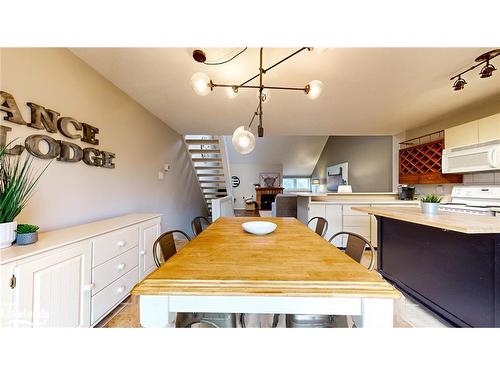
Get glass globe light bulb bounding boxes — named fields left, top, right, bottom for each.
left=306, top=80, right=323, bottom=100
left=225, top=86, right=238, bottom=99
left=190, top=72, right=211, bottom=96
left=231, top=126, right=256, bottom=155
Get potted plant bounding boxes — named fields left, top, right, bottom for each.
left=16, top=224, right=40, bottom=245
left=420, top=193, right=442, bottom=215
left=0, top=143, right=50, bottom=249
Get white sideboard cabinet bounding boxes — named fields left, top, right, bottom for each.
left=0, top=214, right=161, bottom=328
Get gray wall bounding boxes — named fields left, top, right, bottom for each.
left=312, top=136, right=393, bottom=192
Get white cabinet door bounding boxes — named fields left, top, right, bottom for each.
left=445, top=121, right=479, bottom=149
left=307, top=204, right=326, bottom=222
left=139, top=218, right=161, bottom=280
left=0, top=262, right=16, bottom=327
left=342, top=204, right=371, bottom=247
left=14, top=242, right=92, bottom=327
left=478, top=114, right=500, bottom=143
left=325, top=205, right=343, bottom=246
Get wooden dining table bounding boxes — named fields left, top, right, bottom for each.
left=132, top=217, right=401, bottom=328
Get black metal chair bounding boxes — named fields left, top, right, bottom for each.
left=307, top=216, right=329, bottom=237
left=280, top=231, right=376, bottom=328
left=153, top=230, right=237, bottom=328
left=191, top=216, right=210, bottom=237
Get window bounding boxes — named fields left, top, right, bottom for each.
left=283, top=177, right=311, bottom=192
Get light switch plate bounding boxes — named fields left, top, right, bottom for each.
left=158, top=171, right=164, bottom=180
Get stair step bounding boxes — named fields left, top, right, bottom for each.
left=189, top=149, right=221, bottom=154
left=197, top=173, right=225, bottom=177
left=194, top=166, right=223, bottom=170
left=204, top=193, right=227, bottom=197
left=199, top=180, right=226, bottom=184
left=192, top=158, right=222, bottom=162
left=185, top=139, right=219, bottom=145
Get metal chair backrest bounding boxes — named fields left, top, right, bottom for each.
left=153, top=230, right=191, bottom=267
left=191, top=216, right=210, bottom=236
left=328, top=231, right=376, bottom=271
left=307, top=216, right=329, bottom=237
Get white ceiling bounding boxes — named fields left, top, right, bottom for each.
left=71, top=47, right=500, bottom=136
left=224, top=136, right=328, bottom=176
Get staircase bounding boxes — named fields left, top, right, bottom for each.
left=184, top=135, right=230, bottom=215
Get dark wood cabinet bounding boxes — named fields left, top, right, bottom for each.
left=399, top=139, right=462, bottom=184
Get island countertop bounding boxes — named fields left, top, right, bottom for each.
left=353, top=206, right=500, bottom=234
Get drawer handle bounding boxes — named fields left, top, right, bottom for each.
left=117, top=240, right=126, bottom=247
left=117, top=263, right=126, bottom=271
left=83, top=283, right=95, bottom=292
left=117, top=286, right=126, bottom=294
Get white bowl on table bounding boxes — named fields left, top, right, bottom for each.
left=242, top=221, right=277, bottom=235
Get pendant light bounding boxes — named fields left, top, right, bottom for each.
left=190, top=47, right=324, bottom=154
left=231, top=126, right=255, bottom=154
left=190, top=72, right=211, bottom=96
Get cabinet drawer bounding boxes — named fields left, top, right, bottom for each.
left=92, top=247, right=139, bottom=295
left=343, top=215, right=370, bottom=227
left=91, top=267, right=138, bottom=325
left=93, top=226, right=139, bottom=267
left=343, top=205, right=370, bottom=216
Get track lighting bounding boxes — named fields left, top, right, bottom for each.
left=450, top=49, right=499, bottom=91
left=453, top=76, right=467, bottom=91
left=479, top=60, right=496, bottom=78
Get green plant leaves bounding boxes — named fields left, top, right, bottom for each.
left=420, top=193, right=443, bottom=203
left=16, top=224, right=39, bottom=234
left=0, top=141, right=50, bottom=223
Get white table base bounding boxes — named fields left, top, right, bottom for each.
left=139, top=295, right=394, bottom=328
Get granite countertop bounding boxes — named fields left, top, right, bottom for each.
left=354, top=206, right=500, bottom=234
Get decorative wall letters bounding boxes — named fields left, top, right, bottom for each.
left=0, top=90, right=115, bottom=168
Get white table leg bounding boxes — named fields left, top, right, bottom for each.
left=139, top=295, right=175, bottom=328
left=352, top=298, right=394, bottom=328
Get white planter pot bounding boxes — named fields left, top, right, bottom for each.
left=0, top=221, right=17, bottom=249
left=421, top=202, right=440, bottom=215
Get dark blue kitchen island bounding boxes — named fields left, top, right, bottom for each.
left=355, top=206, right=500, bottom=328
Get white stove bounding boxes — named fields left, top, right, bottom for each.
left=439, top=186, right=500, bottom=216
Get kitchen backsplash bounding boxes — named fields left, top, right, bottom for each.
left=413, top=172, right=500, bottom=202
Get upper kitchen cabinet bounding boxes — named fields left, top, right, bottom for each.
left=445, top=121, right=479, bottom=149
left=478, top=114, right=500, bottom=143
left=399, top=132, right=463, bottom=184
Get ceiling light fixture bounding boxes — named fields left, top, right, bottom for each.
left=479, top=60, right=496, bottom=78
left=452, top=76, right=467, bottom=91
left=450, top=49, right=500, bottom=90
left=190, top=47, right=324, bottom=153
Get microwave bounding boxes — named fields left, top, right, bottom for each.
left=442, top=141, right=500, bottom=174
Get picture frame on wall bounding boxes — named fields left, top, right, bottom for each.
left=327, top=162, right=348, bottom=192
left=259, top=172, right=281, bottom=188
